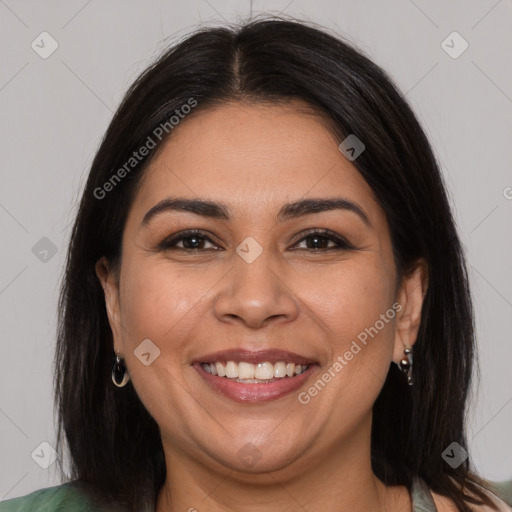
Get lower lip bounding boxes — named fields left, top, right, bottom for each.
left=193, top=363, right=318, bottom=403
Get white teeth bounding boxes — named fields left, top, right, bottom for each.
left=238, top=362, right=255, bottom=379
left=215, top=362, right=226, bottom=377
left=201, top=361, right=310, bottom=380
left=255, top=362, right=274, bottom=380
left=225, top=361, right=238, bottom=379
left=274, top=361, right=287, bottom=378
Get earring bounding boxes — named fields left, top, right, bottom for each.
left=112, top=351, right=130, bottom=387
left=399, top=346, right=414, bottom=386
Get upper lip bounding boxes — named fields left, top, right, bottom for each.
left=192, top=348, right=318, bottom=365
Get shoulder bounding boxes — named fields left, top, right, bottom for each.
left=431, top=485, right=512, bottom=512
left=0, top=482, right=99, bottom=512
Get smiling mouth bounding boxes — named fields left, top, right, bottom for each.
left=192, top=348, right=318, bottom=401
left=194, top=360, right=317, bottom=402
left=201, top=361, right=311, bottom=383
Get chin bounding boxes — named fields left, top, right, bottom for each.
left=206, top=440, right=303, bottom=476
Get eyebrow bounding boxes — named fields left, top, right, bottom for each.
left=141, top=196, right=371, bottom=228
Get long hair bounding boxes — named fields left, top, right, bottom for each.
left=54, top=15, right=498, bottom=511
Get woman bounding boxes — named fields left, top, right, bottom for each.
left=1, top=16, right=510, bottom=512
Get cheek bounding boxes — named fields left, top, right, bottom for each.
left=295, top=269, right=397, bottom=432
left=119, top=259, right=200, bottom=342
left=316, top=259, right=396, bottom=336
left=316, top=259, right=397, bottom=386
left=115, top=259, right=202, bottom=410
left=113, top=266, right=204, bottom=426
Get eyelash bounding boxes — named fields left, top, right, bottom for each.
left=157, top=229, right=356, bottom=253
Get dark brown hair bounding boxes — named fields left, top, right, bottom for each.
left=54, top=15, right=499, bottom=511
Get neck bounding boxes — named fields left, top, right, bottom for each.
left=155, top=418, right=411, bottom=512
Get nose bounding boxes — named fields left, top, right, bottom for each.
left=212, top=250, right=300, bottom=329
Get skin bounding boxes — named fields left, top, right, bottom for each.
left=96, top=99, right=434, bottom=511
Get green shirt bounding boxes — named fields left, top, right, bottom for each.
left=492, top=481, right=512, bottom=508
left=1, top=479, right=511, bottom=511
left=0, top=482, right=107, bottom=512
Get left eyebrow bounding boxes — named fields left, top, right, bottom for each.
left=141, top=196, right=372, bottom=228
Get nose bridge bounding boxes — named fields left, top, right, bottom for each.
left=234, top=243, right=279, bottom=300
left=213, top=241, right=299, bottom=328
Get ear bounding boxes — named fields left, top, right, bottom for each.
left=95, top=256, right=124, bottom=354
left=392, top=259, right=429, bottom=364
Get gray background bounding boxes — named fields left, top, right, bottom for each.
left=1, top=0, right=511, bottom=501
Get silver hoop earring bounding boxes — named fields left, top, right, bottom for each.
left=112, top=352, right=130, bottom=387
left=399, top=346, right=413, bottom=386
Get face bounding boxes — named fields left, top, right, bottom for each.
left=97, top=100, right=425, bottom=478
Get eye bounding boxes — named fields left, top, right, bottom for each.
left=291, top=229, right=356, bottom=251
left=157, top=230, right=219, bottom=251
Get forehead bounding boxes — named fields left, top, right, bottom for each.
left=128, top=100, right=381, bottom=224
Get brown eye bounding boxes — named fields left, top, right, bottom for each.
left=158, top=230, right=219, bottom=251
left=292, top=229, right=356, bottom=251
